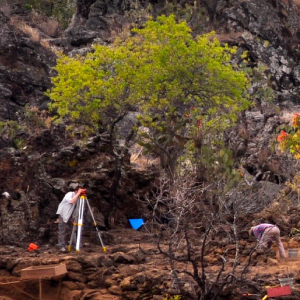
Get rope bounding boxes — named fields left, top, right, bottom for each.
left=0, top=280, right=22, bottom=285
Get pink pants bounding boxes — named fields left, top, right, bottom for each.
left=259, top=226, right=286, bottom=258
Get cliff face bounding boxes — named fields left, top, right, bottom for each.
left=0, top=0, right=300, bottom=264
left=1, top=1, right=300, bottom=300
left=0, top=9, right=55, bottom=121
left=216, top=0, right=300, bottom=102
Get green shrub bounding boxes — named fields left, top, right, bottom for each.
left=163, top=295, right=181, bottom=300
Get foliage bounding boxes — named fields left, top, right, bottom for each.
left=23, top=105, right=52, bottom=135
left=287, top=173, right=300, bottom=199
left=163, top=295, right=181, bottom=300
left=47, top=15, right=250, bottom=177
left=0, top=106, right=52, bottom=149
left=277, top=113, right=300, bottom=159
left=124, top=1, right=152, bottom=27
left=13, top=138, right=27, bottom=149
left=14, top=0, right=75, bottom=29
left=160, top=0, right=212, bottom=31
left=50, top=0, right=76, bottom=29
left=241, top=60, right=276, bottom=105
left=0, top=120, right=25, bottom=149
left=0, top=120, right=19, bottom=139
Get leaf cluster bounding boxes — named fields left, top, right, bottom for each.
left=47, top=15, right=250, bottom=175
left=12, top=0, right=75, bottom=28
left=277, top=114, right=300, bottom=159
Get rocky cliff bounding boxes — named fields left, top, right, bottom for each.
left=1, top=1, right=300, bottom=299
left=0, top=0, right=299, bottom=243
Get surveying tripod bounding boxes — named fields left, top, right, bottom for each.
left=68, top=193, right=107, bottom=252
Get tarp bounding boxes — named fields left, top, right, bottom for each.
left=267, top=285, right=291, bottom=297
left=129, top=219, right=144, bottom=230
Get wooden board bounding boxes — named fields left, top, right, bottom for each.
left=21, top=264, right=67, bottom=280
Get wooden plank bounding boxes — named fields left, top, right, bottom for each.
left=21, top=264, right=67, bottom=280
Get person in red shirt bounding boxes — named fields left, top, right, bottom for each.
left=249, top=223, right=286, bottom=258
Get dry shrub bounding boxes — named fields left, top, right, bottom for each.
left=23, top=106, right=52, bottom=135
left=292, top=0, right=300, bottom=6
left=109, top=15, right=132, bottom=42
left=110, top=23, right=132, bottom=42
left=0, top=2, right=12, bottom=17
left=9, top=18, right=59, bottom=53
left=11, top=19, right=41, bottom=42
left=215, top=32, right=244, bottom=43
left=31, top=10, right=59, bottom=38
left=39, top=38, right=53, bottom=50
left=130, top=144, right=160, bottom=170
left=257, top=147, right=270, bottom=167
left=280, top=0, right=299, bottom=6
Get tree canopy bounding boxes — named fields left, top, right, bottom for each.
left=47, top=14, right=250, bottom=174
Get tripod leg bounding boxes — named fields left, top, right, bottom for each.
left=76, top=196, right=85, bottom=251
left=68, top=199, right=79, bottom=252
left=86, top=199, right=107, bottom=252
left=68, top=221, right=77, bottom=252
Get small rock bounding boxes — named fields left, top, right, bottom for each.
left=267, top=257, right=278, bottom=265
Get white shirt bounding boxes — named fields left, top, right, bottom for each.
left=56, top=191, right=76, bottom=223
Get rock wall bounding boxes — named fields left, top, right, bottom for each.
left=0, top=128, right=155, bottom=245
left=1, top=0, right=300, bottom=249
left=1, top=2, right=300, bottom=299
left=0, top=9, right=55, bottom=121
left=217, top=0, right=300, bottom=102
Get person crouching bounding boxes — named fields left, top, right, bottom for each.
left=249, top=223, right=286, bottom=258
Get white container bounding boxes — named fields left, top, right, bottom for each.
left=279, top=277, right=293, bottom=288
left=288, top=249, right=298, bottom=258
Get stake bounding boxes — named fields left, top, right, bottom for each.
left=39, top=278, right=42, bottom=300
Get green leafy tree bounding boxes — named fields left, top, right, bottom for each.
left=47, top=15, right=251, bottom=226
left=47, top=15, right=250, bottom=179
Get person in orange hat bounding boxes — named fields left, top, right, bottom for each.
left=249, top=223, right=286, bottom=258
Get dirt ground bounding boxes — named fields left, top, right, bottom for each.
left=0, top=280, right=61, bottom=300
left=0, top=229, right=299, bottom=300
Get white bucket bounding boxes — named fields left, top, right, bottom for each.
left=288, top=249, right=298, bottom=258
left=279, top=277, right=293, bottom=288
